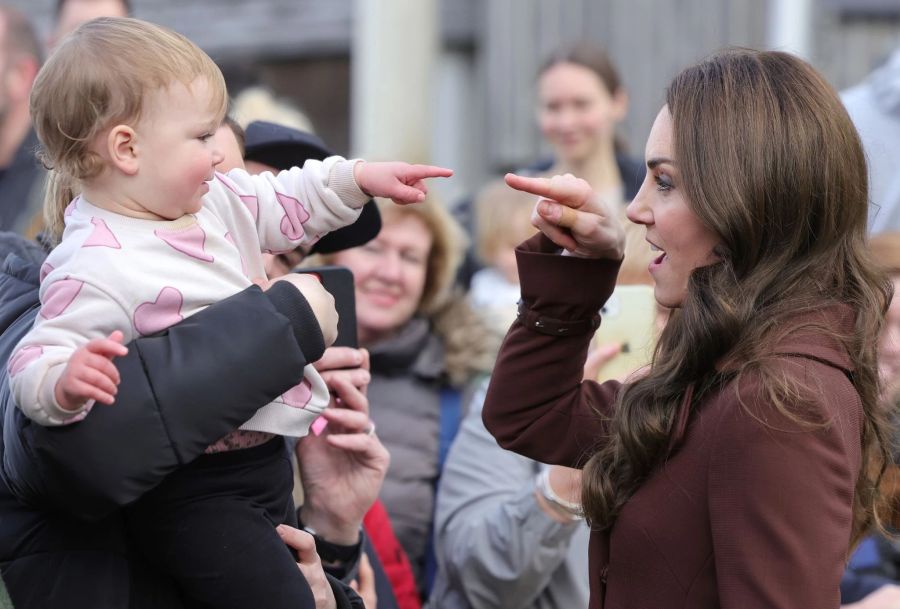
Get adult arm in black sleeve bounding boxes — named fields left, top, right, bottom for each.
left=1, top=281, right=324, bottom=521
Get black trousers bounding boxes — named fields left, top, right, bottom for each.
left=125, top=438, right=315, bottom=609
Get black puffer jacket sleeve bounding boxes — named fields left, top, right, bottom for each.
left=0, top=256, right=324, bottom=521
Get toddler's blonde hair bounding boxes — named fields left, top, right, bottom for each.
left=473, top=179, right=537, bottom=266
left=31, top=17, right=228, bottom=242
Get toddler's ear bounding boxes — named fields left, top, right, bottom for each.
left=107, top=125, right=139, bottom=175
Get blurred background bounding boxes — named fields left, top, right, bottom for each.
left=13, top=0, right=900, bottom=207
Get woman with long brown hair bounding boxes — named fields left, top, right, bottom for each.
left=483, top=48, right=894, bottom=608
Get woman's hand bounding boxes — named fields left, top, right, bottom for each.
left=298, top=346, right=389, bottom=545
left=505, top=172, right=625, bottom=260
left=276, top=525, right=337, bottom=609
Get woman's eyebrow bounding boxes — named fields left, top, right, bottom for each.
left=647, top=157, right=675, bottom=169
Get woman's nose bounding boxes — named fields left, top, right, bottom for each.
left=625, top=186, right=651, bottom=225
left=375, top=251, right=403, bottom=281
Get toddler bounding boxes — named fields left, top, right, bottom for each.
left=9, top=17, right=450, bottom=609
left=468, top=179, right=537, bottom=335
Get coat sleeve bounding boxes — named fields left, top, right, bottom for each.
left=1, top=282, right=323, bottom=521
left=708, top=361, right=861, bottom=608
left=434, top=381, right=585, bottom=609
left=482, top=233, right=623, bottom=467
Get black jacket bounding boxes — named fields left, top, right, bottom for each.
left=0, top=252, right=361, bottom=609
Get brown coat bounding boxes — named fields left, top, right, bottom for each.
left=482, top=234, right=861, bottom=609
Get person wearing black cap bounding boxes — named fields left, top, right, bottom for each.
left=0, top=229, right=383, bottom=609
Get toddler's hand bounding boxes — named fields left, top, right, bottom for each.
left=55, top=331, right=128, bottom=411
left=271, top=274, right=339, bottom=347
left=354, top=161, right=453, bottom=205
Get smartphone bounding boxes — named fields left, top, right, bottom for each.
left=592, top=285, right=658, bottom=381
left=293, top=265, right=358, bottom=348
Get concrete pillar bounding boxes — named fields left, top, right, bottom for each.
left=352, top=0, right=438, bottom=163
left=766, top=0, right=814, bottom=59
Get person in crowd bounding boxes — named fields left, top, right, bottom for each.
left=467, top=180, right=536, bottom=338
left=837, top=231, right=900, bottom=607
left=483, top=48, right=893, bottom=608
left=234, top=86, right=316, bottom=134
left=48, top=0, right=131, bottom=50
left=10, top=16, right=450, bottom=609
left=0, top=6, right=42, bottom=236
left=313, top=196, right=496, bottom=598
left=842, top=50, right=900, bottom=234
left=0, top=221, right=382, bottom=609
left=531, top=43, right=643, bottom=209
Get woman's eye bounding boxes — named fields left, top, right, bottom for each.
left=654, top=175, right=673, bottom=192
left=199, top=133, right=213, bottom=142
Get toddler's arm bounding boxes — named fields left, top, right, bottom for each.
left=210, top=157, right=451, bottom=254
left=9, top=277, right=132, bottom=426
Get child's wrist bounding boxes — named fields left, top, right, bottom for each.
left=54, top=382, right=81, bottom=412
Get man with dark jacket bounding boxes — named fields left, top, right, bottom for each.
left=0, top=232, right=367, bottom=608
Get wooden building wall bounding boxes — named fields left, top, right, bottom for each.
left=10, top=0, right=900, bottom=189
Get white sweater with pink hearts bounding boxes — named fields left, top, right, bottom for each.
left=9, top=157, right=367, bottom=433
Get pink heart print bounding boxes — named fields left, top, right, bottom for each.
left=83, top=218, right=122, bottom=249
left=133, top=287, right=184, bottom=336
left=39, top=262, right=54, bottom=283
left=280, top=378, right=313, bottom=409
left=41, top=278, right=84, bottom=319
left=7, top=345, right=43, bottom=376
left=216, top=173, right=259, bottom=220
left=277, top=192, right=310, bottom=240
left=154, top=224, right=214, bottom=262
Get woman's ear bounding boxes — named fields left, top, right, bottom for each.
left=107, top=125, right=139, bottom=175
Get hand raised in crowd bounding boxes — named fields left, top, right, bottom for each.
left=270, top=274, right=339, bottom=347
left=276, top=525, right=338, bottom=609
left=354, top=161, right=453, bottom=205
left=505, top=172, right=626, bottom=260
left=582, top=341, right=623, bottom=382
left=55, top=330, right=128, bottom=410
left=297, top=346, right=390, bottom=545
